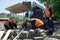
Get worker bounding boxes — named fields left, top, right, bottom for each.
left=45, top=4, right=54, bottom=35
left=25, top=18, right=44, bottom=29
left=4, top=19, right=17, bottom=30
left=4, top=20, right=14, bottom=30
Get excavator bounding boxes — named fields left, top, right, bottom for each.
left=22, top=6, right=46, bottom=30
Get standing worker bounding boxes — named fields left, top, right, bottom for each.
left=45, top=4, right=54, bottom=35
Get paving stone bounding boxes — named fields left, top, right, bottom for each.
left=28, top=29, right=34, bottom=39
left=34, top=29, right=46, bottom=37
left=47, top=38, right=59, bottom=40
left=19, top=31, right=29, bottom=39
left=34, top=37, right=44, bottom=40
left=23, top=39, right=33, bottom=40
left=29, top=29, right=34, bottom=33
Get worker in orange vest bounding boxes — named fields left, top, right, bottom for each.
left=45, top=4, right=54, bottom=19
left=4, top=20, right=17, bottom=30
left=4, top=20, right=14, bottom=30
left=45, top=4, right=54, bottom=35
left=26, top=18, right=44, bottom=29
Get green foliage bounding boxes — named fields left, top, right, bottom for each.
left=0, top=15, right=4, bottom=18
left=38, top=0, right=52, bottom=5
left=7, top=16, right=13, bottom=19
left=54, top=12, right=60, bottom=20
left=53, top=0, right=60, bottom=20
left=17, top=18, right=26, bottom=25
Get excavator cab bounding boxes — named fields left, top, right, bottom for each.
left=25, top=6, right=45, bottom=21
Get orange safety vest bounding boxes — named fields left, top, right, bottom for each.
left=30, top=18, right=44, bottom=28
left=9, top=20, right=14, bottom=23
left=45, top=8, right=50, bottom=18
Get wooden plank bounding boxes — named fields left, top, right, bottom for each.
left=0, top=31, right=5, bottom=39
left=2, top=30, right=12, bottom=40
left=13, top=29, right=24, bottom=40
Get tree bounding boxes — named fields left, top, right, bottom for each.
left=51, top=0, right=60, bottom=20
left=38, top=0, right=52, bottom=5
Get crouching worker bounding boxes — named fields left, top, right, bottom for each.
left=22, top=18, right=44, bottom=29
left=4, top=20, right=14, bottom=30
left=4, top=20, right=17, bottom=30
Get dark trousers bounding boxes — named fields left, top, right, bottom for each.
left=46, top=17, right=54, bottom=35
left=22, top=22, right=27, bottom=29
left=4, top=24, right=10, bottom=30
left=30, top=20, right=36, bottom=29
left=13, top=23, right=17, bottom=28
left=9, top=22, right=14, bottom=29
